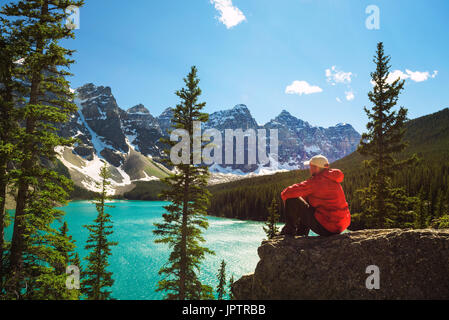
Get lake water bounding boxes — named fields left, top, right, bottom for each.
left=50, top=200, right=279, bottom=300
left=4, top=200, right=327, bottom=299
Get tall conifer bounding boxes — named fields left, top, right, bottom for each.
left=263, top=196, right=280, bottom=239
left=1, top=0, right=83, bottom=298
left=82, top=165, right=117, bottom=300
left=228, top=274, right=235, bottom=300
left=216, top=259, right=227, bottom=300
left=153, top=66, right=214, bottom=300
left=356, top=42, right=419, bottom=228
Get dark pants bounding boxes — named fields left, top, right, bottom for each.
left=281, top=197, right=336, bottom=237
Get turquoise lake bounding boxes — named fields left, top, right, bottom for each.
left=36, top=200, right=282, bottom=300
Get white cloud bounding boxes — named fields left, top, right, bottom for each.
left=345, top=91, right=355, bottom=101
left=385, top=69, right=438, bottom=84
left=210, top=0, right=246, bottom=29
left=385, top=70, right=408, bottom=84
left=405, top=69, right=430, bottom=82
left=285, top=80, right=323, bottom=96
left=325, top=66, right=353, bottom=85
left=336, top=97, right=342, bottom=103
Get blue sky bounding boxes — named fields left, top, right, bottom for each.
left=56, top=0, right=449, bottom=133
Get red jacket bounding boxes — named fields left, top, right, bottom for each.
left=281, top=169, right=350, bottom=233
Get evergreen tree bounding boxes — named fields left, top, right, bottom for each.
left=82, top=165, right=117, bottom=300
left=355, top=42, right=419, bottom=228
left=55, top=222, right=73, bottom=273
left=263, top=196, right=280, bottom=239
left=415, top=192, right=427, bottom=228
left=1, top=0, right=84, bottom=298
left=228, top=274, right=235, bottom=300
left=435, top=190, right=444, bottom=218
left=153, top=66, right=214, bottom=300
left=0, top=12, right=26, bottom=292
left=58, top=222, right=82, bottom=299
left=22, top=220, right=79, bottom=300
left=216, top=259, right=227, bottom=300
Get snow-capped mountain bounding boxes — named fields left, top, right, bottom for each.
left=58, top=83, right=361, bottom=193
left=263, top=109, right=361, bottom=171
left=57, top=83, right=170, bottom=194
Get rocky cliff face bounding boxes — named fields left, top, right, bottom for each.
left=57, top=83, right=171, bottom=193
left=232, top=229, right=449, bottom=299
left=121, top=103, right=164, bottom=157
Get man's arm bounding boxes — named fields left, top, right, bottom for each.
left=281, top=180, right=313, bottom=201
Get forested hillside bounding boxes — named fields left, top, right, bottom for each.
left=207, top=108, right=449, bottom=230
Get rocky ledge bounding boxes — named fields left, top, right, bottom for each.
left=232, top=229, right=449, bottom=299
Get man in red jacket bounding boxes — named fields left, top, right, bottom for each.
left=280, top=155, right=351, bottom=237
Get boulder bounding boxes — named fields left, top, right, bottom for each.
left=232, top=229, right=449, bottom=299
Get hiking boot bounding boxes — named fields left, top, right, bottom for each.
left=295, top=233, right=309, bottom=238
left=278, top=226, right=295, bottom=237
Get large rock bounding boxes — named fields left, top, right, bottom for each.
left=232, top=229, right=449, bottom=299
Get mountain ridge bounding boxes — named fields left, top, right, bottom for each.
left=58, top=82, right=361, bottom=194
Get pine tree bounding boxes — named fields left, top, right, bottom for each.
left=263, top=196, right=280, bottom=239
left=356, top=42, right=419, bottom=228
left=216, top=259, right=227, bottom=300
left=435, top=190, right=444, bottom=218
left=22, top=221, right=79, bottom=300
left=153, top=66, right=214, bottom=300
left=82, top=164, right=118, bottom=300
left=228, top=274, right=235, bottom=300
left=0, top=12, right=26, bottom=292
left=0, top=24, right=13, bottom=294
left=56, top=222, right=79, bottom=276
left=59, top=222, right=82, bottom=300
left=1, top=0, right=84, bottom=298
left=415, top=193, right=427, bottom=228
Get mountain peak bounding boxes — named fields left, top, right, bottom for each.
left=76, top=83, right=113, bottom=98
left=275, top=109, right=300, bottom=123
left=232, top=104, right=250, bottom=112
left=159, top=107, right=174, bottom=118
left=279, top=109, right=292, bottom=117
left=128, top=104, right=150, bottom=114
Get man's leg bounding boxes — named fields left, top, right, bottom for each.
left=294, top=197, right=314, bottom=236
left=280, top=198, right=302, bottom=235
left=296, top=198, right=337, bottom=237
left=308, top=217, right=337, bottom=237
left=280, top=198, right=312, bottom=236
left=283, top=197, right=338, bottom=237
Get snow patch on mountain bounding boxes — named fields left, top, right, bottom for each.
left=74, top=98, right=109, bottom=156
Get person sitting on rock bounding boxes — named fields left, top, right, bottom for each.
left=279, top=154, right=351, bottom=237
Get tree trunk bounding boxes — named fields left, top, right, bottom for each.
left=9, top=0, right=48, bottom=289
left=179, top=166, right=190, bottom=300
left=0, top=159, right=8, bottom=284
